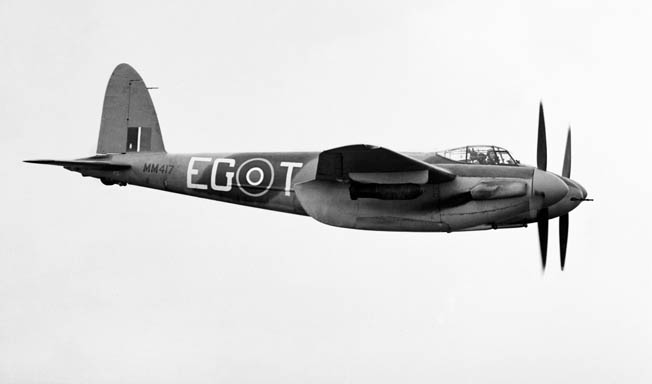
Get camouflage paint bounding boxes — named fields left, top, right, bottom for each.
left=26, top=63, right=588, bottom=233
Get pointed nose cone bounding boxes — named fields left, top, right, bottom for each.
left=578, top=182, right=588, bottom=199
left=533, top=169, right=569, bottom=207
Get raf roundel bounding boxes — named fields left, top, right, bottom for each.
left=236, top=158, right=275, bottom=197
left=245, top=167, right=264, bottom=186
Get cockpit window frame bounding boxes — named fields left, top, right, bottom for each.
left=436, top=145, right=519, bottom=166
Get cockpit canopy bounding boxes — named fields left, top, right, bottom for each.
left=436, top=146, right=518, bottom=166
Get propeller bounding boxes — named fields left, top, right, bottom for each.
left=537, top=102, right=547, bottom=171
left=537, top=102, right=548, bottom=270
left=560, top=128, right=571, bottom=270
left=536, top=104, right=574, bottom=271
left=537, top=208, right=548, bottom=269
left=562, top=128, right=571, bottom=178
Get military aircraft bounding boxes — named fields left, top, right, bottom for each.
left=26, top=64, right=591, bottom=270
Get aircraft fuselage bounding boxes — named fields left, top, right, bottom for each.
left=71, top=151, right=584, bottom=232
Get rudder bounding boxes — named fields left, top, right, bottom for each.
left=97, top=64, right=165, bottom=154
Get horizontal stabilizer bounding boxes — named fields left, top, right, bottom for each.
left=24, top=159, right=131, bottom=171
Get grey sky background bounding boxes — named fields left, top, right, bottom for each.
left=1, top=0, right=650, bottom=383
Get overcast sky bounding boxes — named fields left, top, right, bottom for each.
left=1, top=1, right=651, bottom=383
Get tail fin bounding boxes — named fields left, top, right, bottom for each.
left=97, top=64, right=165, bottom=154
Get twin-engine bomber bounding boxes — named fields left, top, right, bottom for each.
left=26, top=64, right=591, bottom=271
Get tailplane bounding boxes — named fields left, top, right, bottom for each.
left=97, top=63, right=165, bottom=154
left=24, top=158, right=131, bottom=171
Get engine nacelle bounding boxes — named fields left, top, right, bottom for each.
left=349, top=183, right=423, bottom=200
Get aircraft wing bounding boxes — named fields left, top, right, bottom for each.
left=316, top=144, right=455, bottom=184
left=294, top=145, right=456, bottom=229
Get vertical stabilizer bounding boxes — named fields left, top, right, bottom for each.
left=97, top=64, right=165, bottom=154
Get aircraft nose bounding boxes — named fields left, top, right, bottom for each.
left=568, top=179, right=588, bottom=201
left=533, top=169, right=569, bottom=207
left=578, top=182, right=588, bottom=199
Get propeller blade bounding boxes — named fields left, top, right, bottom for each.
left=561, top=127, right=572, bottom=270
left=537, top=208, right=549, bottom=270
left=562, top=127, right=571, bottom=178
left=560, top=214, right=569, bottom=270
left=537, top=102, right=547, bottom=171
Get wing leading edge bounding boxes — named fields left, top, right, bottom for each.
left=315, top=144, right=456, bottom=184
